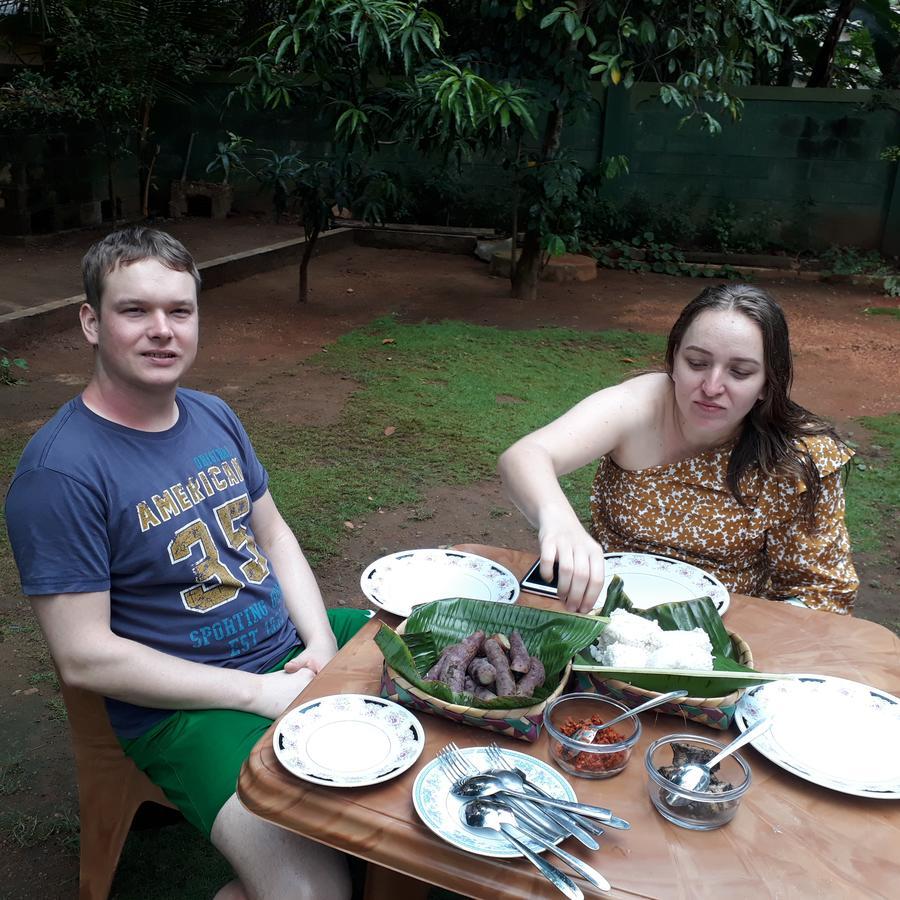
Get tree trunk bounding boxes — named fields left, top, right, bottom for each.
left=298, top=225, right=320, bottom=302
left=509, top=141, right=521, bottom=294
left=142, top=144, right=159, bottom=219
left=512, top=102, right=565, bottom=300
left=511, top=229, right=542, bottom=301
left=509, top=199, right=519, bottom=295
left=104, top=133, right=117, bottom=227
left=138, top=99, right=152, bottom=218
left=807, top=0, right=855, bottom=87
left=776, top=45, right=794, bottom=86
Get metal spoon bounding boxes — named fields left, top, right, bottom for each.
left=484, top=767, right=600, bottom=850
left=486, top=745, right=606, bottom=842
left=451, top=774, right=631, bottom=828
left=667, top=716, right=774, bottom=794
left=500, top=794, right=568, bottom=843
left=567, top=690, right=689, bottom=751
left=461, top=800, right=584, bottom=900
left=470, top=799, right=611, bottom=892
left=499, top=765, right=606, bottom=839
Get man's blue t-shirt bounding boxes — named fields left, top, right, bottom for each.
left=4, top=389, right=299, bottom=738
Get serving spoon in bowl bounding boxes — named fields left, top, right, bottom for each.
left=567, top=689, right=689, bottom=752
left=667, top=716, right=774, bottom=795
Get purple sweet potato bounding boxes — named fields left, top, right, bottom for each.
left=442, top=630, right=485, bottom=692
left=515, top=655, right=546, bottom=696
left=483, top=636, right=516, bottom=696
left=467, top=657, right=497, bottom=686
left=424, top=652, right=449, bottom=681
left=508, top=630, right=530, bottom=673
left=490, top=632, right=511, bottom=651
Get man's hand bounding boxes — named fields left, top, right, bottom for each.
left=251, top=667, right=318, bottom=720
left=283, top=636, right=338, bottom=676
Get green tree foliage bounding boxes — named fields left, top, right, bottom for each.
left=236, top=1, right=811, bottom=300
left=419, top=1, right=802, bottom=298
left=232, top=0, right=509, bottom=301
left=0, top=1, right=243, bottom=218
left=785, top=1, right=900, bottom=89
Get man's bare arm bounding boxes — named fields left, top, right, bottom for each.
left=32, top=590, right=314, bottom=720
left=249, top=490, right=337, bottom=675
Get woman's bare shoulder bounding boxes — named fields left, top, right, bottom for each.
left=621, top=371, right=670, bottom=395
left=567, top=373, right=668, bottom=441
left=601, top=372, right=670, bottom=413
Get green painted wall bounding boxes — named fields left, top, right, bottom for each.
left=598, top=84, right=899, bottom=254
left=3, top=77, right=896, bottom=255
left=156, top=80, right=894, bottom=254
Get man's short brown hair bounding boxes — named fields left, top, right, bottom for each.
left=82, top=226, right=201, bottom=312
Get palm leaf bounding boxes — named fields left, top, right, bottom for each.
left=374, top=597, right=604, bottom=709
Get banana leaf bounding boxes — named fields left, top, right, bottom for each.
left=575, top=575, right=777, bottom=697
left=599, top=575, right=735, bottom=658
left=375, top=597, right=605, bottom=710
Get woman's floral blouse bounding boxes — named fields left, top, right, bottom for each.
left=589, top=435, right=858, bottom=614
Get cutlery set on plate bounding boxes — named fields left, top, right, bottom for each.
left=437, top=742, right=630, bottom=898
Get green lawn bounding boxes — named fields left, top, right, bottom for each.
left=843, top=413, right=900, bottom=560
left=249, top=318, right=665, bottom=564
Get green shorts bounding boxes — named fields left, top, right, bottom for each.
left=120, top=607, right=373, bottom=837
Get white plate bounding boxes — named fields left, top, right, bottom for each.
left=735, top=675, right=900, bottom=799
left=360, top=548, right=520, bottom=617
left=592, top=552, right=730, bottom=616
left=412, top=746, right=577, bottom=857
left=273, top=694, right=425, bottom=787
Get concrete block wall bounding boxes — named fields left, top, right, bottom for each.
left=0, top=131, right=139, bottom=235
left=599, top=84, right=900, bottom=254
left=2, top=78, right=897, bottom=255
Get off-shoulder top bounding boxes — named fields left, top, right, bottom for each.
left=589, top=435, right=858, bottom=614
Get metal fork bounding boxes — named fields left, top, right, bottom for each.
left=486, top=743, right=604, bottom=846
left=439, top=743, right=566, bottom=842
left=436, top=743, right=470, bottom=787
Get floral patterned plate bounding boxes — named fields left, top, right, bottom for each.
left=273, top=694, right=425, bottom=787
left=412, top=746, right=577, bottom=857
left=735, top=675, right=900, bottom=799
left=593, top=552, right=730, bottom=616
left=360, top=548, right=520, bottom=617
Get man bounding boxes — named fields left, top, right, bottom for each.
left=5, top=227, right=368, bottom=899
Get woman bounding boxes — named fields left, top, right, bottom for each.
left=498, top=283, right=858, bottom=615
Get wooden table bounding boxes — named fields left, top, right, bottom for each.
left=238, top=545, right=900, bottom=899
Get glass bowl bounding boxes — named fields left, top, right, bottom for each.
left=543, top=693, right=641, bottom=779
left=644, top=733, right=752, bottom=830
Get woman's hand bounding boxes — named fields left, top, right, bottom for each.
left=498, top=381, right=647, bottom=613
left=538, top=512, right=606, bottom=614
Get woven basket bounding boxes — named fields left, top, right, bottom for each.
left=575, top=631, right=754, bottom=731
left=380, top=621, right=571, bottom=742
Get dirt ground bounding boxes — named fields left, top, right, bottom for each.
left=0, top=226, right=898, bottom=898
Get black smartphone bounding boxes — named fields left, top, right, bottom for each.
left=520, top=558, right=559, bottom=598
